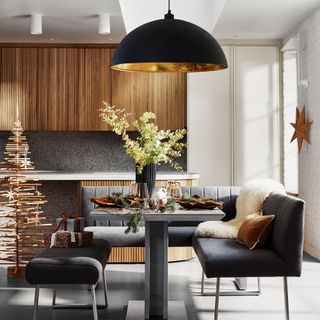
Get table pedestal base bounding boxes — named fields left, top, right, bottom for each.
left=125, top=300, right=188, bottom=320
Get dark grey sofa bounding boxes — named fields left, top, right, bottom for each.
left=193, top=192, right=305, bottom=320
left=82, top=186, right=241, bottom=248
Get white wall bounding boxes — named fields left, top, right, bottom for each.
left=233, top=46, right=280, bottom=185
left=187, top=46, right=232, bottom=186
left=188, top=45, right=281, bottom=187
left=283, top=52, right=298, bottom=193
left=284, top=7, right=320, bottom=260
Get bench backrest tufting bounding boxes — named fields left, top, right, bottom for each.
left=81, top=186, right=241, bottom=227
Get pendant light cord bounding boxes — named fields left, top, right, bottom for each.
left=165, top=0, right=174, bottom=19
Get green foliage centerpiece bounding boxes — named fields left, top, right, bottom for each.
left=100, top=102, right=187, bottom=195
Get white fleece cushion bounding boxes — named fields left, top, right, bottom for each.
left=194, top=179, right=285, bottom=239
left=235, top=179, right=285, bottom=221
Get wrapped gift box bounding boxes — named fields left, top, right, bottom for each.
left=45, top=230, right=93, bottom=248
left=56, top=217, right=84, bottom=232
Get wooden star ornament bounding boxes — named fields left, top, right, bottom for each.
left=290, top=106, right=312, bottom=153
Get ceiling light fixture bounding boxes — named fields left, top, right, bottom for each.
left=30, top=13, right=42, bottom=35
left=111, top=0, right=227, bottom=72
left=99, top=13, right=111, bottom=34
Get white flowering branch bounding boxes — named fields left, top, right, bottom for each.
left=100, top=102, right=187, bottom=173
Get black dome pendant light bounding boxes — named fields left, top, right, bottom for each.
left=111, top=0, right=228, bottom=72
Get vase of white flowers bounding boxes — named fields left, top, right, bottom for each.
left=100, top=102, right=187, bottom=196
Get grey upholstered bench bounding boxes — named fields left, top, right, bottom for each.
left=26, top=239, right=112, bottom=320
left=193, top=192, right=305, bottom=320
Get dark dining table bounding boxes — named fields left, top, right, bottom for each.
left=91, top=208, right=225, bottom=320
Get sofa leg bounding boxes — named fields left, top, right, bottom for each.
left=283, top=277, right=290, bottom=320
left=214, top=278, right=220, bottom=320
left=91, top=285, right=98, bottom=320
left=33, top=285, right=40, bottom=320
left=201, top=272, right=261, bottom=296
left=102, top=270, right=108, bottom=308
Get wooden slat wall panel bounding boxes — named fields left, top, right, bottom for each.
left=17, top=48, right=38, bottom=130
left=0, top=46, right=186, bottom=131
left=111, top=71, right=187, bottom=130
left=78, top=48, right=112, bottom=130
left=37, top=48, right=80, bottom=130
left=0, top=48, right=16, bottom=129
left=0, top=48, right=38, bottom=130
left=147, top=73, right=187, bottom=130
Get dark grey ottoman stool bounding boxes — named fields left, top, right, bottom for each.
left=26, top=239, right=112, bottom=320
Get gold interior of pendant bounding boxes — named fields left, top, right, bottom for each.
left=111, top=62, right=228, bottom=72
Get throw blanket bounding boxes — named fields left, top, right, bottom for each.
left=194, top=179, right=285, bottom=239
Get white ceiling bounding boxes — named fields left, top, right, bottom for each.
left=0, top=0, right=319, bottom=43
left=119, top=0, right=227, bottom=33
left=214, top=0, right=320, bottom=39
left=0, top=0, right=125, bottom=43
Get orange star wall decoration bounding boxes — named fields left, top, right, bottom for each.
left=290, top=106, right=312, bottom=153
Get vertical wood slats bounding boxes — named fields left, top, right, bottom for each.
left=79, top=179, right=196, bottom=187
left=107, top=247, right=195, bottom=263
left=112, top=71, right=187, bottom=130
left=0, top=46, right=186, bottom=131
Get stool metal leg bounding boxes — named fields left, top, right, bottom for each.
left=214, top=278, right=220, bottom=320
left=201, top=270, right=205, bottom=295
left=91, top=285, right=98, bottom=320
left=102, top=271, right=108, bottom=308
left=52, top=288, right=57, bottom=306
left=283, top=277, right=290, bottom=320
left=33, top=286, right=40, bottom=320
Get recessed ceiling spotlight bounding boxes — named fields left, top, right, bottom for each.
left=30, top=13, right=42, bottom=35
left=98, top=13, right=110, bottom=34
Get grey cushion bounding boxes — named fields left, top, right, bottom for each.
left=193, top=237, right=287, bottom=278
left=85, top=226, right=145, bottom=247
left=85, top=226, right=197, bottom=247
left=82, top=186, right=130, bottom=227
left=26, top=240, right=111, bottom=285
left=169, top=227, right=197, bottom=247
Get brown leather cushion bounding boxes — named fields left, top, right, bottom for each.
left=237, top=214, right=275, bottom=249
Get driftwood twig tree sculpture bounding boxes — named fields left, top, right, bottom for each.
left=0, top=119, right=49, bottom=277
